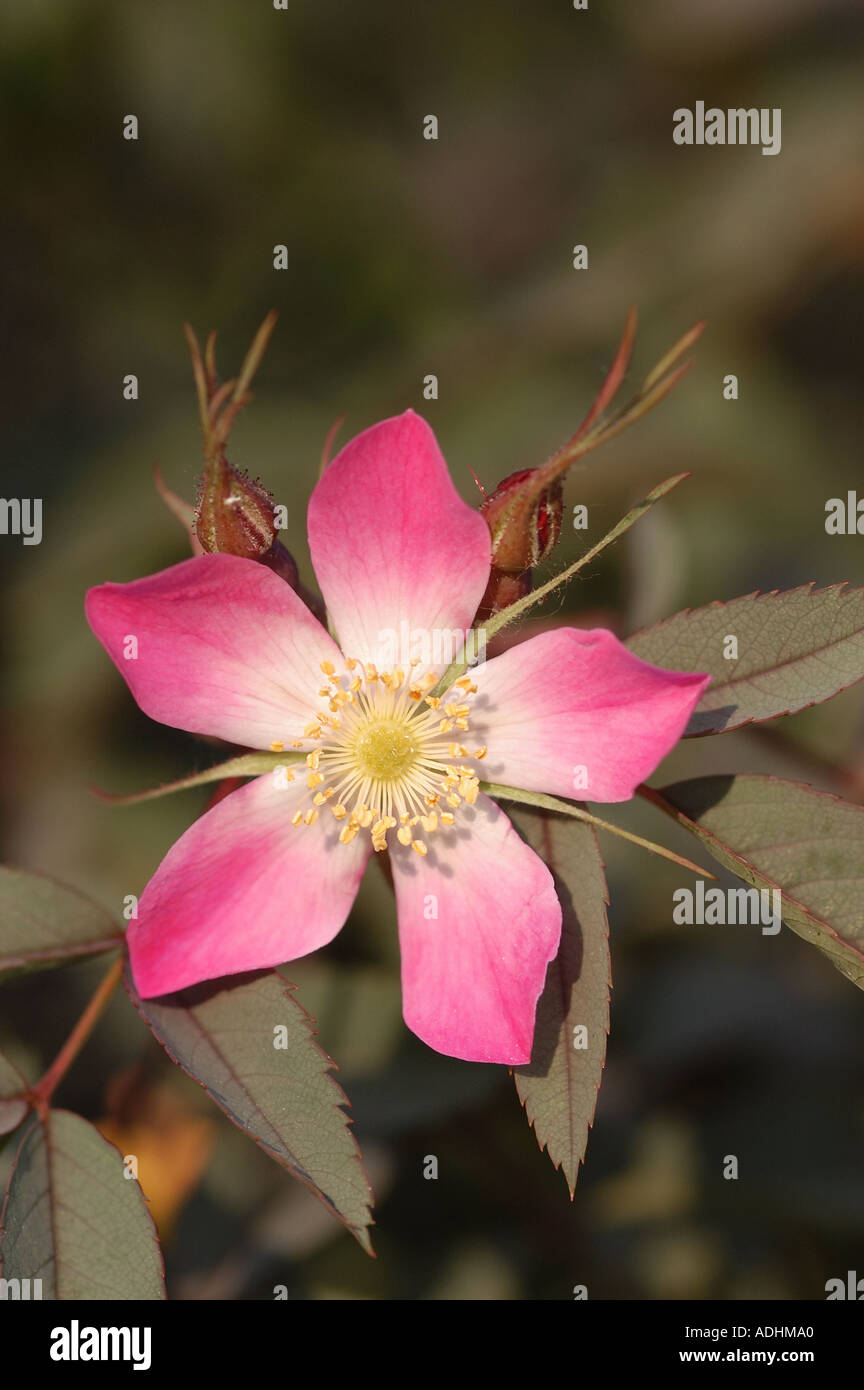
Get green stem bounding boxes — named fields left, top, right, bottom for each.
left=483, top=782, right=714, bottom=878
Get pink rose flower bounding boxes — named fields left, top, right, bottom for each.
left=86, top=411, right=708, bottom=1064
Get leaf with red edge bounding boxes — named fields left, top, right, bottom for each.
left=655, top=775, right=864, bottom=992
left=627, top=584, right=864, bottom=736
left=0, top=1109, right=165, bottom=1299
left=126, top=964, right=375, bottom=1253
left=510, top=808, right=610, bottom=1194
left=0, top=866, right=123, bottom=983
left=0, top=1049, right=29, bottom=1137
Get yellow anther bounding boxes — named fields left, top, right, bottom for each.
left=365, top=663, right=378, bottom=681
left=345, top=657, right=358, bottom=670
left=460, top=779, right=479, bottom=805
left=291, top=810, right=304, bottom=826
left=291, top=740, right=303, bottom=749
left=440, top=812, right=455, bottom=826
left=320, top=660, right=335, bottom=675
left=412, top=840, right=428, bottom=857
left=448, top=742, right=461, bottom=757
left=332, top=804, right=348, bottom=820
left=474, top=746, right=487, bottom=759
left=408, top=687, right=423, bottom=701
left=307, top=772, right=325, bottom=789
left=313, top=792, right=329, bottom=806
left=349, top=675, right=363, bottom=691
left=372, top=818, right=389, bottom=837
left=270, top=740, right=284, bottom=752
left=339, top=823, right=360, bottom=844
left=303, top=723, right=322, bottom=738
left=426, top=696, right=442, bottom=710
left=455, top=719, right=469, bottom=731
left=421, top=812, right=438, bottom=833
left=358, top=805, right=374, bottom=828
left=424, top=794, right=439, bottom=806
left=446, top=793, right=461, bottom=808
left=306, top=750, right=321, bottom=770
left=304, top=809, right=319, bottom=825
left=397, top=825, right=413, bottom=846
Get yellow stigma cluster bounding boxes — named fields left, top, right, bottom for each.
left=273, top=659, right=487, bottom=854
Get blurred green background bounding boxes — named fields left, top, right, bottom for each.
left=2, top=0, right=864, bottom=1299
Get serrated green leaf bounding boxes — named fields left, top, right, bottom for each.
left=0, top=1050, right=29, bottom=1137
left=510, top=808, right=610, bottom=1195
left=0, top=1110, right=165, bottom=1299
left=627, top=584, right=864, bottom=736
left=126, top=966, right=374, bottom=1253
left=0, top=867, right=123, bottom=983
left=658, top=775, right=864, bottom=991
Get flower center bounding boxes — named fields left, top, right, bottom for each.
left=274, top=659, right=487, bottom=855
left=353, top=719, right=417, bottom=781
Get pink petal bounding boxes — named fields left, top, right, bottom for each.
left=307, top=410, right=491, bottom=668
left=129, top=772, right=370, bottom=997
left=390, top=794, right=561, bottom=1064
left=470, top=628, right=710, bottom=801
left=86, top=554, right=340, bottom=747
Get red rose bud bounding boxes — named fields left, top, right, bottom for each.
left=475, top=565, right=532, bottom=620
left=195, top=452, right=278, bottom=560
left=481, top=468, right=564, bottom=573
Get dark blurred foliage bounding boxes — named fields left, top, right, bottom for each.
left=2, top=0, right=864, bottom=1299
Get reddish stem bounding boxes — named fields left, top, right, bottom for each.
left=32, top=954, right=124, bottom=1112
